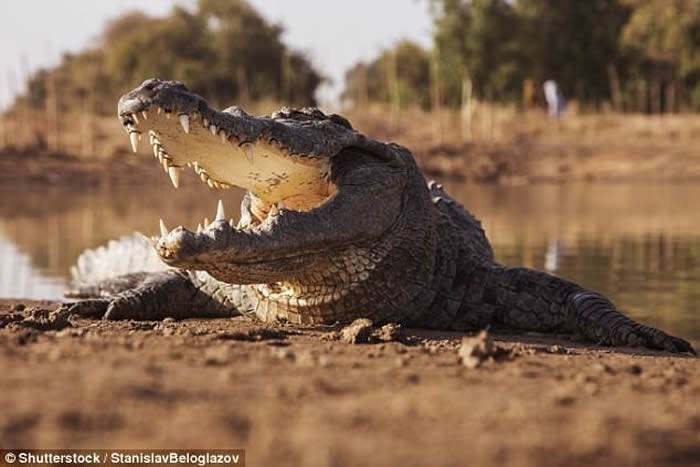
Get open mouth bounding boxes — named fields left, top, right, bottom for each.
left=118, top=96, right=340, bottom=265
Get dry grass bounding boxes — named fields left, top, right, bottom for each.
left=4, top=103, right=700, bottom=183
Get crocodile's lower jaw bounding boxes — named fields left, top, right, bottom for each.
left=123, top=105, right=336, bottom=212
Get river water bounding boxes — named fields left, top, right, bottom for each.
left=1, top=182, right=698, bottom=345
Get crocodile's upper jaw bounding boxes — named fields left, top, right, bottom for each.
left=130, top=106, right=334, bottom=211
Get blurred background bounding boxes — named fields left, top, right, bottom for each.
left=0, top=0, right=699, bottom=344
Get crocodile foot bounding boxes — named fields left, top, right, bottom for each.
left=63, top=271, right=235, bottom=321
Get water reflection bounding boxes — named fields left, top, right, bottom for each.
left=1, top=182, right=698, bottom=344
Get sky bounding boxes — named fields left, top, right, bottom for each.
left=0, top=0, right=433, bottom=109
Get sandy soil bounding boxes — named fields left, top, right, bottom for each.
left=1, top=299, right=698, bottom=467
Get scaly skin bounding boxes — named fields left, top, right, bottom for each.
left=64, top=79, right=695, bottom=354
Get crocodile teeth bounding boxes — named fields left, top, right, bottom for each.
left=132, top=113, right=140, bottom=125
left=141, top=111, right=148, bottom=120
left=207, top=179, right=216, bottom=189
left=159, top=219, right=169, bottom=237
left=168, top=166, right=182, bottom=188
left=209, top=124, right=217, bottom=135
left=203, top=218, right=210, bottom=229
left=165, top=111, right=171, bottom=119
left=216, top=200, right=226, bottom=221
left=196, top=223, right=203, bottom=233
left=179, top=114, right=190, bottom=133
left=203, top=118, right=209, bottom=127
left=219, top=130, right=227, bottom=144
left=157, top=107, right=163, bottom=115
left=242, top=144, right=254, bottom=164
left=152, top=144, right=159, bottom=158
left=229, top=219, right=236, bottom=228
left=129, top=132, right=139, bottom=153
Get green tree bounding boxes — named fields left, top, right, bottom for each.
left=432, top=0, right=525, bottom=106
left=18, top=0, right=323, bottom=115
left=516, top=0, right=632, bottom=106
left=621, top=0, right=700, bottom=110
left=342, top=40, right=431, bottom=109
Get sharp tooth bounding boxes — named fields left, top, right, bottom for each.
left=129, top=132, right=139, bottom=153
left=209, top=124, right=217, bottom=135
left=243, top=144, right=254, bottom=164
left=141, top=111, right=148, bottom=120
left=216, top=200, right=226, bottom=221
left=162, top=158, right=170, bottom=172
left=157, top=107, right=163, bottom=115
left=132, top=113, right=140, bottom=125
left=219, top=130, right=227, bottom=144
left=168, top=166, right=182, bottom=188
left=153, top=144, right=159, bottom=158
left=199, top=172, right=208, bottom=182
left=159, top=219, right=169, bottom=237
left=229, top=219, right=235, bottom=228
left=203, top=218, right=210, bottom=229
left=207, top=179, right=216, bottom=189
left=196, top=223, right=203, bottom=233
left=203, top=118, right=209, bottom=127
left=179, top=114, right=190, bottom=133
left=165, top=111, right=171, bottom=119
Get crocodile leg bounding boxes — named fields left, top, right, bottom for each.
left=485, top=266, right=696, bottom=354
left=64, top=270, right=239, bottom=321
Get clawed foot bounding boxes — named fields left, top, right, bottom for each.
left=62, top=298, right=159, bottom=321
left=624, top=326, right=696, bottom=355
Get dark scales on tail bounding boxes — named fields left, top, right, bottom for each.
left=64, top=79, right=695, bottom=355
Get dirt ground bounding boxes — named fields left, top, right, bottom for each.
left=1, top=300, right=698, bottom=467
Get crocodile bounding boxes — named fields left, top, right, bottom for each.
left=65, top=78, right=695, bottom=354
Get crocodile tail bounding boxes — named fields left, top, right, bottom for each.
left=484, top=265, right=695, bottom=354
left=69, top=233, right=168, bottom=287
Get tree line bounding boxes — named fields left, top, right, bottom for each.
left=11, top=0, right=700, bottom=115
left=16, top=0, right=323, bottom=116
left=344, top=0, right=700, bottom=113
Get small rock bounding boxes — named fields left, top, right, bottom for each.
left=395, top=356, right=410, bottom=368
left=548, top=345, right=566, bottom=354
left=204, top=346, right=231, bottom=366
left=10, top=307, right=72, bottom=332
left=583, top=382, right=600, bottom=395
left=458, top=330, right=495, bottom=368
left=405, top=373, right=420, bottom=384
left=340, top=319, right=374, bottom=344
left=318, top=355, right=332, bottom=368
left=592, top=362, right=615, bottom=374
left=377, top=323, right=403, bottom=342
left=320, top=331, right=340, bottom=341
left=272, top=347, right=296, bottom=362
left=553, top=394, right=576, bottom=406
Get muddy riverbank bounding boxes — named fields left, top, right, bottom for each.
left=1, top=300, right=698, bottom=467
